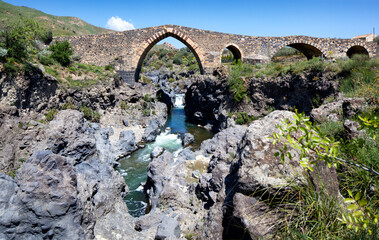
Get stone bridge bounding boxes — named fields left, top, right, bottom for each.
left=57, top=24, right=378, bottom=83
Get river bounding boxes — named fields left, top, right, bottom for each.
left=117, top=94, right=214, bottom=217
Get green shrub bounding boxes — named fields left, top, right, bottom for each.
left=234, top=112, right=257, bottom=125
left=49, top=40, right=73, bottom=66
left=120, top=101, right=127, bottom=110
left=2, top=28, right=27, bottom=62
left=228, top=61, right=253, bottom=102
left=39, top=30, right=53, bottom=45
left=173, top=55, right=183, bottom=65
left=62, top=102, right=77, bottom=110
left=80, top=106, right=100, bottom=123
left=3, top=62, right=18, bottom=75
left=143, top=94, right=153, bottom=102
left=188, top=63, right=199, bottom=72
left=45, top=108, right=58, bottom=121
left=104, top=64, right=114, bottom=71
left=39, top=55, right=54, bottom=66
left=273, top=46, right=302, bottom=57
left=159, top=49, right=169, bottom=59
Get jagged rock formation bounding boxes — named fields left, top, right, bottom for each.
left=185, top=72, right=338, bottom=132
left=143, top=111, right=341, bottom=239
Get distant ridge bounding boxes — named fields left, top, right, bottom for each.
left=0, top=0, right=113, bottom=36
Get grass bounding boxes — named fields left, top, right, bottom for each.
left=80, top=106, right=100, bottom=123
left=0, top=0, right=112, bottom=37
left=275, top=108, right=379, bottom=239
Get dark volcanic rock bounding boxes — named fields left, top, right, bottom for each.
left=185, top=74, right=337, bottom=132
left=181, top=132, right=194, bottom=147
left=0, top=151, right=85, bottom=240
left=39, top=110, right=96, bottom=165
left=142, top=117, right=165, bottom=142
left=185, top=78, right=230, bottom=132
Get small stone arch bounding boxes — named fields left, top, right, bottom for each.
left=273, top=41, right=325, bottom=60
left=134, top=28, right=204, bottom=81
left=221, top=43, right=243, bottom=63
left=346, top=45, right=369, bottom=58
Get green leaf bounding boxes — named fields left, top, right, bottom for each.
left=347, top=204, right=358, bottom=211
left=354, top=192, right=362, bottom=201
left=274, top=152, right=279, bottom=157
left=353, top=210, right=363, bottom=217
left=344, top=198, right=355, bottom=204
left=347, top=189, right=354, bottom=198
left=358, top=199, right=368, bottom=207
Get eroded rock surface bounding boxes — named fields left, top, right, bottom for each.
left=0, top=151, right=85, bottom=240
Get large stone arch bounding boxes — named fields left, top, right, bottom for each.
left=272, top=41, right=326, bottom=60
left=346, top=45, right=369, bottom=58
left=220, top=43, right=243, bottom=63
left=134, top=28, right=205, bottom=81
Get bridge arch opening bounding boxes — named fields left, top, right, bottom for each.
left=135, top=33, right=204, bottom=82
left=346, top=45, right=369, bottom=58
left=221, top=45, right=242, bottom=63
left=274, top=43, right=324, bottom=60
left=272, top=46, right=306, bottom=62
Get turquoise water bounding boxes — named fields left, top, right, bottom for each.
left=117, top=94, right=214, bottom=217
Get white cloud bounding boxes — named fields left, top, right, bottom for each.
left=106, top=16, right=135, bottom=31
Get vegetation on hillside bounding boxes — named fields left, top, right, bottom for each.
left=226, top=55, right=379, bottom=104
left=0, top=0, right=112, bottom=37
left=0, top=18, right=116, bottom=122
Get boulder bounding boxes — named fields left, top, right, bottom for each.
left=343, top=120, right=366, bottom=139
left=237, top=111, right=304, bottom=196
left=177, top=148, right=196, bottom=161
left=181, top=133, right=194, bottom=147
left=155, top=217, right=181, bottom=240
left=39, top=110, right=96, bottom=165
left=0, top=151, right=85, bottom=239
left=118, top=130, right=138, bottom=155
left=151, top=146, right=165, bottom=158
left=232, top=193, right=280, bottom=239
left=143, top=118, right=164, bottom=142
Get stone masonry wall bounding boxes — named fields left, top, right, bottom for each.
left=55, top=25, right=378, bottom=83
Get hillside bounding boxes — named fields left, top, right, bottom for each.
left=0, top=0, right=112, bottom=36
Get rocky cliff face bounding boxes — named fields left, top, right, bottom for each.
left=185, top=72, right=338, bottom=132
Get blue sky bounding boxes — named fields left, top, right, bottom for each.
left=3, top=0, right=379, bottom=48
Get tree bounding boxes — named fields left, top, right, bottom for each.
left=49, top=40, right=73, bottom=66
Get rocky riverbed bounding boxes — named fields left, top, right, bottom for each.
left=0, top=63, right=372, bottom=239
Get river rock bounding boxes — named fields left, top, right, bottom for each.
left=118, top=130, right=138, bottom=156
left=75, top=157, right=132, bottom=239
left=177, top=147, right=195, bottom=161
left=151, top=146, right=165, bottom=158
left=155, top=216, right=181, bottom=240
left=181, top=133, right=194, bottom=147
left=142, top=118, right=165, bottom=142
left=0, top=151, right=85, bottom=239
